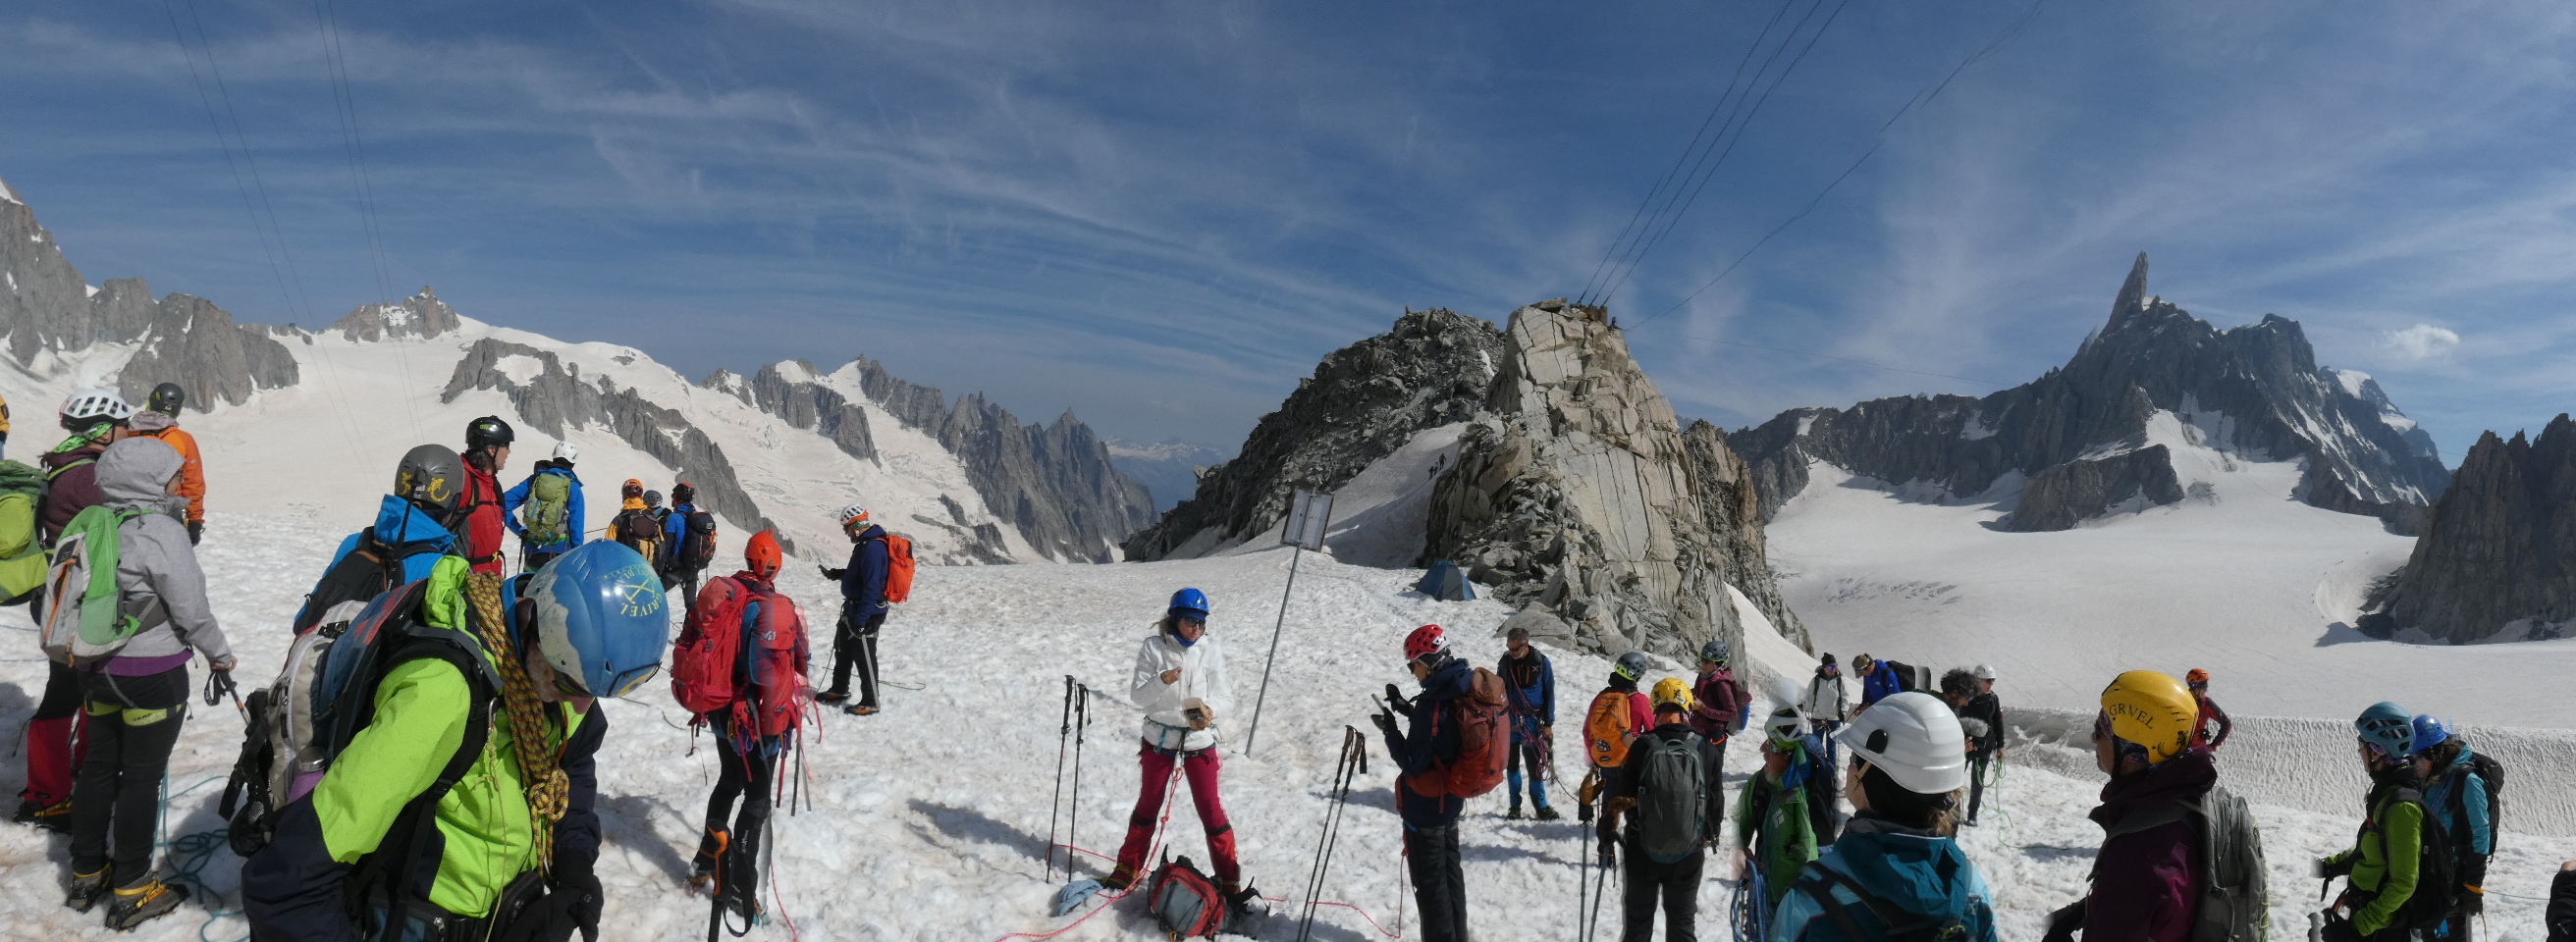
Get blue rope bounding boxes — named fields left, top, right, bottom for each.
left=155, top=773, right=249, bottom=942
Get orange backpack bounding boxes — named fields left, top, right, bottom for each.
left=876, top=532, right=916, bottom=604
left=1407, top=667, right=1510, bottom=800
left=1585, top=689, right=1640, bottom=768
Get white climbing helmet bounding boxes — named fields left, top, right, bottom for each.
left=1765, top=706, right=1808, bottom=743
left=1973, top=663, right=1997, bottom=681
left=1835, top=691, right=1968, bottom=794
left=59, top=388, right=133, bottom=425
left=837, top=503, right=870, bottom=527
left=554, top=440, right=579, bottom=461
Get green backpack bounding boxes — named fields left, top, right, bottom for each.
left=524, top=472, right=571, bottom=547
left=39, top=504, right=149, bottom=667
left=0, top=459, right=50, bottom=604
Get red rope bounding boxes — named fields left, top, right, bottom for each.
left=988, top=772, right=1182, bottom=942
left=1041, top=843, right=1406, bottom=940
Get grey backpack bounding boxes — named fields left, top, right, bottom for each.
left=1634, top=731, right=1707, bottom=864
left=2099, top=785, right=2268, bottom=942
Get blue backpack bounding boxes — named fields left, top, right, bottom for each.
left=1791, top=857, right=1993, bottom=942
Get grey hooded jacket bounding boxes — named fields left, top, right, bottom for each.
left=93, top=438, right=231, bottom=666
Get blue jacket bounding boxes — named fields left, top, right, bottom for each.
left=500, top=466, right=584, bottom=554
left=1498, top=648, right=1554, bottom=744
left=2425, top=744, right=2494, bottom=858
left=1394, top=657, right=1474, bottom=829
left=840, top=524, right=891, bottom=618
left=1769, top=815, right=1998, bottom=942
left=1860, top=668, right=1903, bottom=707
left=661, top=502, right=702, bottom=570
left=295, top=497, right=461, bottom=629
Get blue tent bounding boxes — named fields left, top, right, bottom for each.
left=1416, top=559, right=1476, bottom=602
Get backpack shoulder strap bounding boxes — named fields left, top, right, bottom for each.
left=1797, top=865, right=1915, bottom=941
left=340, top=640, right=497, bottom=933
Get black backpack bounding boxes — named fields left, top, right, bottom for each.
left=1883, top=661, right=1931, bottom=694
left=680, top=511, right=718, bottom=570
left=2448, top=751, right=2504, bottom=860
left=292, top=531, right=453, bottom=634
left=2384, top=786, right=2458, bottom=932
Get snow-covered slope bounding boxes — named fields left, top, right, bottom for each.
left=3, top=521, right=2574, bottom=940
left=1765, top=417, right=2572, bottom=727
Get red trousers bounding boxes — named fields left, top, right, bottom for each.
left=1110, top=742, right=1239, bottom=889
left=22, top=662, right=90, bottom=807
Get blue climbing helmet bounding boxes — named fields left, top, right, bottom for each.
left=526, top=541, right=673, bottom=699
left=2410, top=714, right=2452, bottom=753
left=2355, top=702, right=2416, bottom=759
left=1168, top=588, right=1209, bottom=621
left=1699, top=640, right=1731, bottom=664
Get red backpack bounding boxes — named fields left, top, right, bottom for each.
left=1407, top=667, right=1509, bottom=799
left=670, top=573, right=811, bottom=737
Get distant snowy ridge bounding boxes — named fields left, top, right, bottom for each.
left=0, top=174, right=1148, bottom=563
left=1730, top=253, right=2448, bottom=534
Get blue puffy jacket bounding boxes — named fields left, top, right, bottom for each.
left=661, top=502, right=704, bottom=569
left=1859, top=668, right=1903, bottom=708
left=839, top=524, right=892, bottom=618
left=294, top=497, right=460, bottom=628
left=2426, top=744, right=2494, bottom=858
left=1769, top=814, right=1998, bottom=942
left=500, top=466, right=585, bottom=555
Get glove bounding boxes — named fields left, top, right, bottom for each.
left=1370, top=711, right=1402, bottom=750
left=493, top=890, right=580, bottom=942
left=1596, top=840, right=1616, bottom=866
left=1383, top=683, right=1415, bottom=715
left=821, top=566, right=845, bottom=581
left=187, top=521, right=203, bottom=545
left=2042, top=902, right=2085, bottom=942
left=553, top=862, right=604, bottom=942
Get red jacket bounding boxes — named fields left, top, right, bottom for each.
left=461, top=459, right=507, bottom=574
left=2195, top=696, right=2232, bottom=748
left=2082, top=749, right=2216, bottom=942
left=1690, top=668, right=1751, bottom=740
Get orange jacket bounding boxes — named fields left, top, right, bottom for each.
left=129, top=416, right=205, bottom=524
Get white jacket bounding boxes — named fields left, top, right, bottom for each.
left=1129, top=630, right=1234, bottom=752
left=1801, top=672, right=1852, bottom=723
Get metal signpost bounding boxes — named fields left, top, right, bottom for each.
left=1243, top=489, right=1332, bottom=757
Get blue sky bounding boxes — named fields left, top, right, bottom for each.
left=5, top=1, right=2573, bottom=462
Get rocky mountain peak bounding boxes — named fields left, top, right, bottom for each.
left=1731, top=255, right=2449, bottom=533
left=328, top=287, right=461, bottom=341
left=2362, top=416, right=2576, bottom=644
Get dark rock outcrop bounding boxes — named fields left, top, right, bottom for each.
left=443, top=338, right=787, bottom=551
left=327, top=287, right=461, bottom=340
left=748, top=361, right=878, bottom=463
left=1422, top=301, right=1808, bottom=664
left=116, top=293, right=301, bottom=410
left=1123, top=308, right=1505, bottom=560
left=2363, top=417, right=2576, bottom=644
left=1729, top=254, right=2449, bottom=532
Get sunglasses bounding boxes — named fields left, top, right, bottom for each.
left=1175, top=616, right=1206, bottom=629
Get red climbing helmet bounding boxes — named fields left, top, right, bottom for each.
left=1404, top=624, right=1447, bottom=664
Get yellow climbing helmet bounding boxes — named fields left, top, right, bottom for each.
left=2100, top=670, right=2199, bottom=764
left=1649, top=676, right=1695, bottom=713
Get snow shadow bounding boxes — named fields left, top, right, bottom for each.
left=2312, top=620, right=2375, bottom=646
left=596, top=794, right=703, bottom=884
left=906, top=798, right=1047, bottom=859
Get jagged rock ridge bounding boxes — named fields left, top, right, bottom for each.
left=1421, top=300, right=1807, bottom=663
left=1123, top=308, right=1505, bottom=560
left=1728, top=254, right=2449, bottom=533
left=0, top=177, right=296, bottom=408
left=2362, top=416, right=2576, bottom=644
left=441, top=338, right=789, bottom=550
left=328, top=287, right=462, bottom=341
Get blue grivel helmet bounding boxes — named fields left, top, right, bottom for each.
left=2411, top=714, right=2453, bottom=752
left=1168, top=588, right=1210, bottom=621
left=2355, top=702, right=2416, bottom=759
left=528, top=541, right=672, bottom=699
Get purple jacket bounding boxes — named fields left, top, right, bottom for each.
left=1690, top=668, right=1751, bottom=739
left=2083, top=748, right=2217, bottom=942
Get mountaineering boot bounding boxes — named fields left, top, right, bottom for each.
left=689, top=827, right=728, bottom=891
left=1506, top=806, right=1524, bottom=820
left=64, top=867, right=109, bottom=913
left=1534, top=807, right=1562, bottom=821
left=102, top=879, right=188, bottom=930
left=17, top=797, right=73, bottom=832
left=844, top=704, right=878, bottom=716
left=814, top=689, right=849, bottom=706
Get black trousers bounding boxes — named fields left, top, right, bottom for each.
left=703, top=724, right=776, bottom=888
left=69, top=665, right=188, bottom=887
left=673, top=567, right=703, bottom=615
left=1619, top=846, right=1704, bottom=942
left=1405, top=823, right=1468, bottom=942
left=830, top=611, right=886, bottom=707
left=524, top=550, right=561, bottom=573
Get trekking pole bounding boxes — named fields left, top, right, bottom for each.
left=1047, top=674, right=1075, bottom=881
left=1296, top=726, right=1367, bottom=942
left=1068, top=683, right=1090, bottom=876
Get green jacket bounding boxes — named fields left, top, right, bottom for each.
left=242, top=557, right=606, bottom=939
left=2327, top=781, right=2425, bottom=936
left=1735, top=749, right=1819, bottom=909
